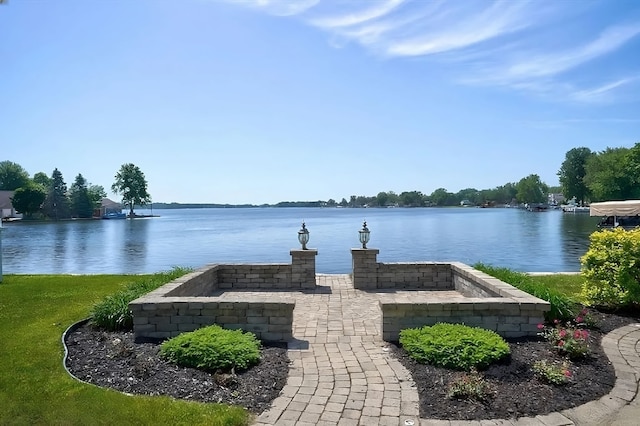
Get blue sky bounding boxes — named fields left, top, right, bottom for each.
left=2, top=0, right=640, bottom=204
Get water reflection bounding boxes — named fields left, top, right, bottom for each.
left=560, top=213, right=601, bottom=271
left=120, top=218, right=149, bottom=271
left=1, top=208, right=603, bottom=274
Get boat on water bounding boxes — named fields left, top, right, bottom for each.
left=526, top=203, right=549, bottom=212
left=102, top=212, right=126, bottom=219
left=590, top=200, right=640, bottom=229
left=561, top=205, right=590, bottom=213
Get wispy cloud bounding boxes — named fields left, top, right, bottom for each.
left=500, top=25, right=640, bottom=81
left=224, top=0, right=640, bottom=103
left=227, top=0, right=319, bottom=17
left=385, top=2, right=532, bottom=56
left=571, top=76, right=640, bottom=103
left=311, top=0, right=406, bottom=29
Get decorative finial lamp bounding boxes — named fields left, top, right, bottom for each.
left=359, top=220, right=370, bottom=249
left=298, top=221, right=310, bottom=250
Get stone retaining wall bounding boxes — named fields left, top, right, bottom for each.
left=381, top=299, right=547, bottom=341
left=130, top=250, right=316, bottom=343
left=130, top=297, right=294, bottom=342
left=350, top=250, right=549, bottom=339
left=377, top=262, right=453, bottom=290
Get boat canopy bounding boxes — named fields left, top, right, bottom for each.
left=589, top=200, right=640, bottom=217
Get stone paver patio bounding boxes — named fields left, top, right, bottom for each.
left=247, top=274, right=640, bottom=426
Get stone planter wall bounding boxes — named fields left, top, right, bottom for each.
left=130, top=250, right=316, bottom=343
left=130, top=298, right=294, bottom=342
left=351, top=250, right=549, bottom=339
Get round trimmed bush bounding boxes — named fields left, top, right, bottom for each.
left=160, top=325, right=261, bottom=372
left=399, top=323, right=510, bottom=370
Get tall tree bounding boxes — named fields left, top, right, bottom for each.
left=399, top=190, right=426, bottom=207
left=584, top=147, right=630, bottom=202
left=10, top=183, right=46, bottom=219
left=429, top=188, right=455, bottom=206
left=516, top=174, right=549, bottom=204
left=622, top=142, right=640, bottom=199
left=111, top=163, right=151, bottom=216
left=43, top=168, right=71, bottom=220
left=88, top=184, right=107, bottom=210
left=0, top=161, right=30, bottom=190
left=69, top=174, right=94, bottom=218
left=557, top=147, right=593, bottom=205
left=32, top=172, right=52, bottom=189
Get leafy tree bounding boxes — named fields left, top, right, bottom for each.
left=326, top=198, right=337, bottom=207
left=69, top=174, right=94, bottom=218
left=32, top=172, right=52, bottom=189
left=42, top=168, right=71, bottom=220
left=88, top=184, right=107, bottom=210
left=112, top=163, right=151, bottom=215
left=456, top=188, right=480, bottom=205
left=376, top=191, right=389, bottom=207
left=399, top=190, right=426, bottom=207
left=0, top=161, right=30, bottom=190
left=340, top=198, right=348, bottom=207
left=10, top=183, right=46, bottom=219
left=516, top=174, right=548, bottom=204
left=430, top=188, right=455, bottom=206
left=584, top=147, right=630, bottom=202
left=558, top=147, right=593, bottom=205
left=622, top=142, right=640, bottom=199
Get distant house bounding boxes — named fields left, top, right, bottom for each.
left=97, top=198, right=123, bottom=217
left=548, top=193, right=565, bottom=206
left=0, top=190, right=23, bottom=220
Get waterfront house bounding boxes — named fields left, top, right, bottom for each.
left=0, top=190, right=23, bottom=220
left=97, top=198, right=124, bottom=218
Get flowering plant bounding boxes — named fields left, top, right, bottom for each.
left=538, top=309, right=591, bottom=358
left=532, top=360, right=572, bottom=385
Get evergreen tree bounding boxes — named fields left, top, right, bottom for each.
left=70, top=174, right=94, bottom=218
left=43, top=168, right=70, bottom=220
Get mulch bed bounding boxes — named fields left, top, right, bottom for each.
left=64, top=323, right=289, bottom=414
left=64, top=309, right=640, bottom=420
left=391, top=309, right=640, bottom=420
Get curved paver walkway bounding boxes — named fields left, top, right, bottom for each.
left=250, top=275, right=640, bottom=426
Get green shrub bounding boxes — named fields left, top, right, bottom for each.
left=91, top=266, right=192, bottom=331
left=581, top=227, right=640, bottom=308
left=399, top=323, right=510, bottom=371
left=474, top=263, right=579, bottom=321
left=160, top=325, right=261, bottom=372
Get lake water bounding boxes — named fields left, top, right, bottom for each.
left=0, top=207, right=602, bottom=274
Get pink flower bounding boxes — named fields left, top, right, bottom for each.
left=537, top=323, right=545, bottom=330
left=576, top=316, right=584, bottom=323
left=559, top=329, right=567, bottom=338
left=558, top=340, right=565, bottom=347
left=580, top=308, right=588, bottom=316
left=554, top=319, right=560, bottom=324
left=564, top=370, right=572, bottom=377
left=574, top=330, right=582, bottom=339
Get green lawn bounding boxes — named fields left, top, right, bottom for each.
left=527, top=274, right=586, bottom=303
left=0, top=274, right=249, bottom=426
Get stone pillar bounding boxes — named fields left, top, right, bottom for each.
left=290, top=249, right=318, bottom=289
left=351, top=248, right=379, bottom=289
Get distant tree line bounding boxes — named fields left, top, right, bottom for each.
left=557, top=142, right=640, bottom=204
left=0, top=161, right=150, bottom=220
left=317, top=176, right=556, bottom=208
